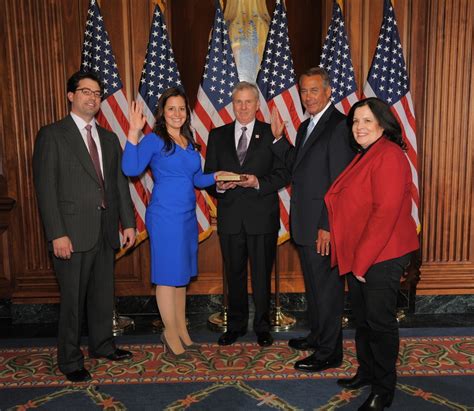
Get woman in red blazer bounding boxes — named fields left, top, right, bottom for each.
left=325, top=98, right=418, bottom=411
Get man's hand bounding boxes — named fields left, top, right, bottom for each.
left=122, top=228, right=136, bottom=250
left=53, top=236, right=74, bottom=259
left=271, top=107, right=285, bottom=139
left=315, top=229, right=330, bottom=256
left=236, top=174, right=259, bottom=188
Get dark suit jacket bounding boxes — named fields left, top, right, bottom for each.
left=204, top=120, right=291, bottom=235
left=33, top=115, right=135, bottom=252
left=272, top=105, right=354, bottom=246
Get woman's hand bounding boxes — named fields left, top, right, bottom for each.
left=128, top=101, right=146, bottom=144
left=354, top=275, right=366, bottom=283
left=214, top=171, right=238, bottom=190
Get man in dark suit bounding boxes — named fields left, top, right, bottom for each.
left=33, top=71, right=136, bottom=382
left=204, top=82, right=290, bottom=347
left=272, top=67, right=354, bottom=372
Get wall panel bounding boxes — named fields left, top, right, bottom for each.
left=0, top=0, right=472, bottom=304
left=418, top=0, right=474, bottom=293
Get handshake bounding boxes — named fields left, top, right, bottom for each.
left=214, top=171, right=258, bottom=190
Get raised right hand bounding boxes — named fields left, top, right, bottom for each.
left=128, top=101, right=146, bottom=143
left=271, top=107, right=285, bottom=140
left=52, top=236, right=74, bottom=259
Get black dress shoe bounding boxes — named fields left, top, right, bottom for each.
left=218, top=330, right=246, bottom=346
left=65, top=367, right=91, bottom=382
left=358, top=392, right=393, bottom=411
left=91, top=348, right=133, bottom=361
left=256, top=331, right=273, bottom=347
left=337, top=373, right=371, bottom=389
left=294, top=353, right=342, bottom=372
left=288, top=336, right=317, bottom=351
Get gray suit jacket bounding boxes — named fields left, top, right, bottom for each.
left=33, top=115, right=135, bottom=252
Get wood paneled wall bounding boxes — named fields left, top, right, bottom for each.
left=0, top=0, right=472, bottom=303
left=417, top=0, right=474, bottom=293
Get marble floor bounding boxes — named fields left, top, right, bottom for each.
left=1, top=311, right=473, bottom=341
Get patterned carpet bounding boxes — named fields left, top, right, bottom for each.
left=0, top=336, right=473, bottom=410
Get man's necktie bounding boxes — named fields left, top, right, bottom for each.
left=236, top=126, right=248, bottom=165
left=302, top=119, right=316, bottom=146
left=85, top=124, right=106, bottom=208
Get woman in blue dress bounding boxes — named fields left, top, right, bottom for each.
left=122, top=88, right=224, bottom=357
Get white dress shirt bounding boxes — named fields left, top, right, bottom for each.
left=308, top=101, right=332, bottom=133
left=234, top=119, right=256, bottom=150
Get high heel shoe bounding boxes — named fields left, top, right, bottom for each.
left=160, top=333, right=189, bottom=360
left=180, top=337, right=201, bottom=352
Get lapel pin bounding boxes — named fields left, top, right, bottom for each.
left=255, top=134, right=260, bottom=139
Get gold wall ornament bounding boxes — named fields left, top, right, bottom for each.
left=224, top=0, right=271, bottom=82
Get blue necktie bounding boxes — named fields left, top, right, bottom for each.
left=302, top=119, right=316, bottom=146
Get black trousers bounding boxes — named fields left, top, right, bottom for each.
left=53, top=212, right=116, bottom=374
left=347, top=254, right=411, bottom=397
left=297, top=245, right=344, bottom=360
left=219, top=230, right=277, bottom=333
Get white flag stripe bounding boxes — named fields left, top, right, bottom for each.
left=393, top=100, right=417, bottom=148
left=258, top=91, right=271, bottom=120
left=347, top=92, right=359, bottom=107
left=408, top=161, right=419, bottom=190
left=114, top=91, right=131, bottom=121
left=128, top=181, right=147, bottom=219
left=196, top=201, right=210, bottom=230
left=100, top=99, right=127, bottom=146
left=289, top=86, right=306, bottom=119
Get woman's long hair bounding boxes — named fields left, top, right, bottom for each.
left=347, top=97, right=407, bottom=151
left=152, top=87, right=199, bottom=153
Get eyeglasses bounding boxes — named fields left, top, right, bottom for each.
left=75, top=88, right=103, bottom=98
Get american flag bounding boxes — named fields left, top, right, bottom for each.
left=81, top=0, right=149, bottom=253
left=363, top=0, right=420, bottom=230
left=191, top=3, right=239, bottom=216
left=136, top=4, right=212, bottom=242
left=137, top=4, right=182, bottom=130
left=319, top=0, right=358, bottom=114
left=255, top=0, right=305, bottom=243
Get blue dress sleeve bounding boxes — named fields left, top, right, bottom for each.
left=122, top=133, right=161, bottom=176
left=194, top=168, right=215, bottom=188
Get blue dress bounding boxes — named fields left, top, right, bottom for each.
left=122, top=133, right=215, bottom=286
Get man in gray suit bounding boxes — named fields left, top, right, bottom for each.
left=272, top=67, right=354, bottom=372
left=33, top=71, right=136, bottom=382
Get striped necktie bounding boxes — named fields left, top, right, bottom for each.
left=236, top=126, right=248, bottom=165
left=85, top=124, right=106, bottom=208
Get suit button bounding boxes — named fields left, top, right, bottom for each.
left=97, top=206, right=101, bottom=210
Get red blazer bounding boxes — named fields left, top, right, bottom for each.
left=324, top=137, right=419, bottom=276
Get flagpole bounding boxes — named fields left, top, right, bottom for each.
left=270, top=246, right=296, bottom=331
left=207, top=254, right=228, bottom=332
